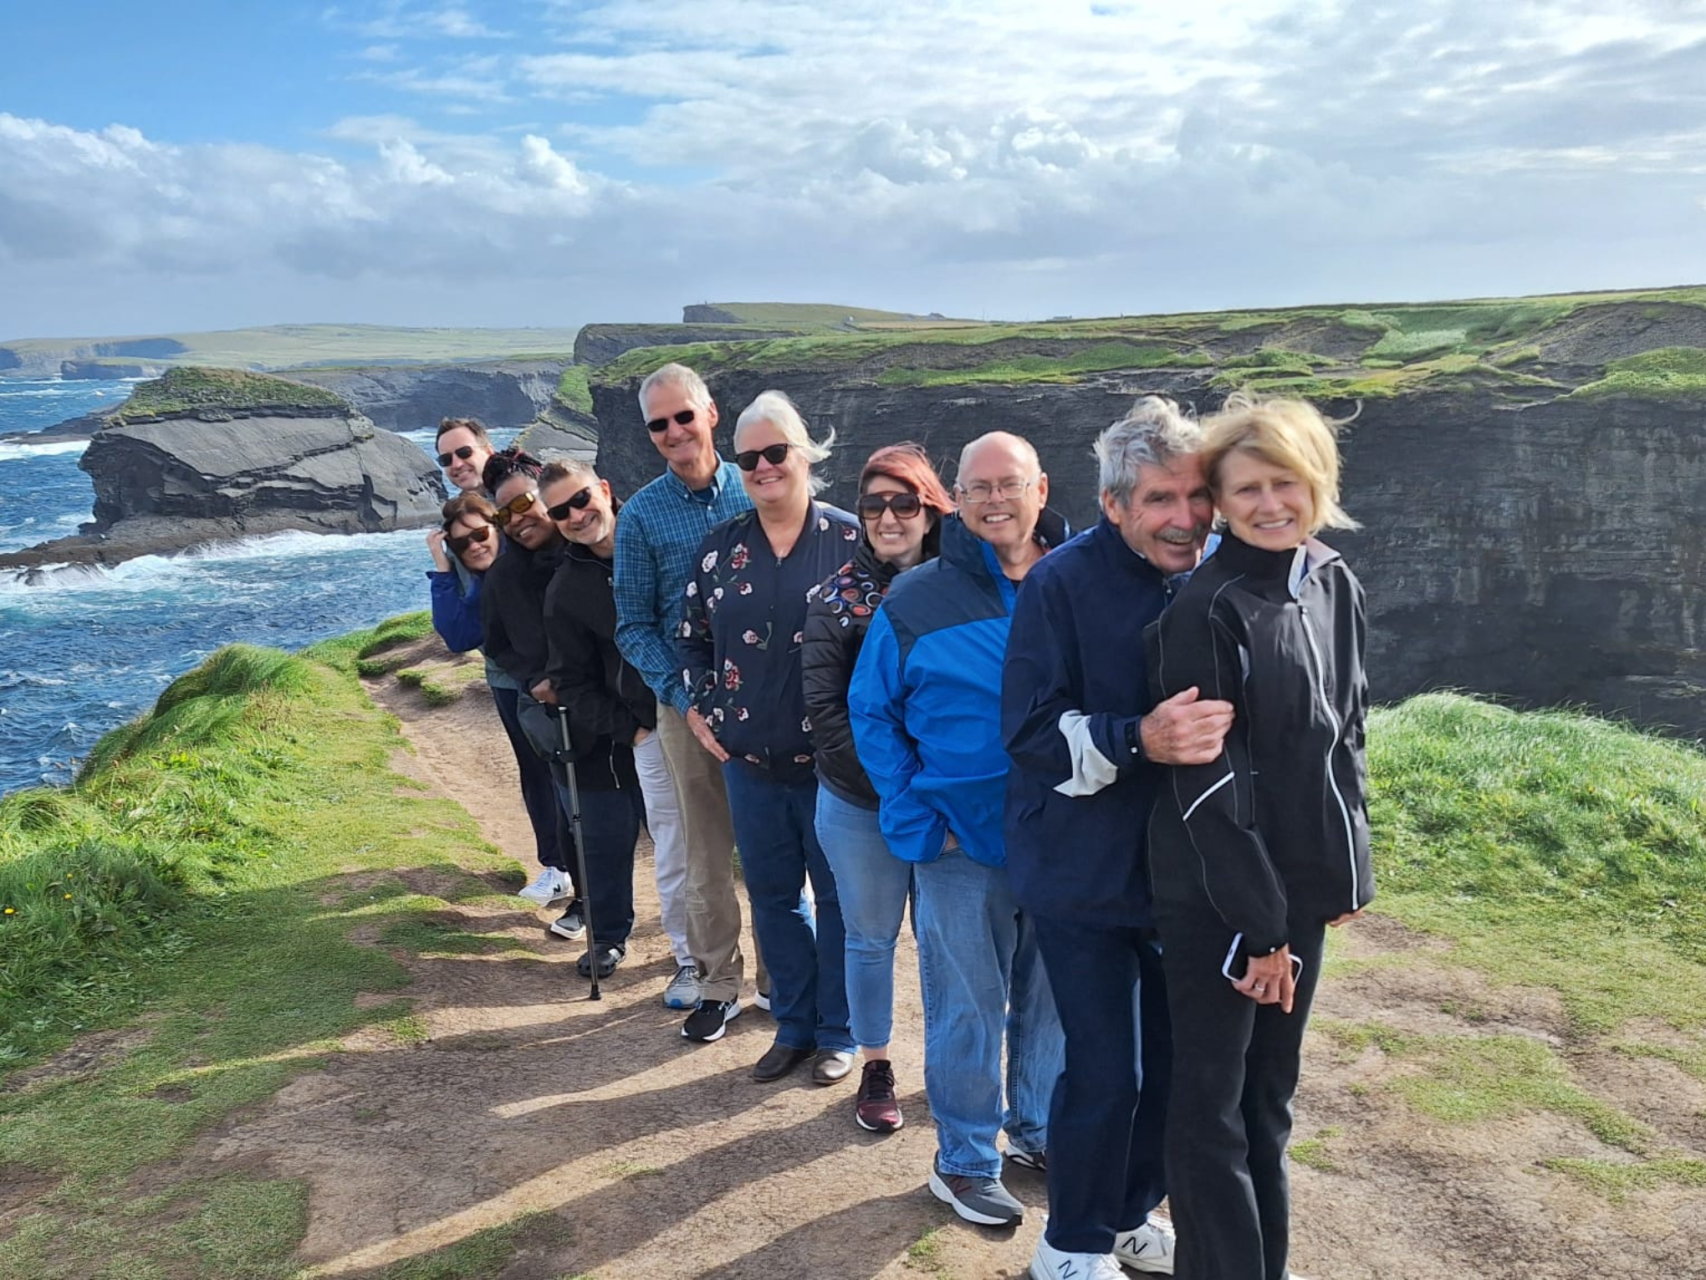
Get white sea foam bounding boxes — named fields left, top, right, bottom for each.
left=0, top=440, right=89, bottom=462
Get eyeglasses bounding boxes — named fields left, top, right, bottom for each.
left=646, top=408, right=697, bottom=433
left=545, top=486, right=596, bottom=521
left=446, top=525, right=493, bottom=555
left=855, top=492, right=923, bottom=520
left=492, top=491, right=540, bottom=526
left=735, top=443, right=791, bottom=471
left=436, top=444, right=477, bottom=467
left=956, top=476, right=1037, bottom=505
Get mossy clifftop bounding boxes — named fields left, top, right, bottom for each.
left=111, top=366, right=351, bottom=424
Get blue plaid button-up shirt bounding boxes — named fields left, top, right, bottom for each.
left=614, top=459, right=755, bottom=714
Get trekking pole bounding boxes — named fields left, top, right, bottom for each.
left=553, top=707, right=601, bottom=1000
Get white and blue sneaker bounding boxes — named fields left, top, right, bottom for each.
left=518, top=867, right=571, bottom=907
left=663, top=964, right=702, bottom=1009
left=1113, top=1216, right=1176, bottom=1274
left=1031, top=1235, right=1123, bottom=1280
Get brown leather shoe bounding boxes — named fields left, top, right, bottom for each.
left=752, top=1041, right=813, bottom=1082
left=812, top=1049, right=856, bottom=1085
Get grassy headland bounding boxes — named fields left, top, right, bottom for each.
left=0, top=323, right=583, bottom=377
left=585, top=286, right=1706, bottom=403
left=0, top=616, right=524, bottom=1279
left=110, top=367, right=351, bottom=423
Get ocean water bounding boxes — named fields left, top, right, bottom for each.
left=0, top=380, right=493, bottom=794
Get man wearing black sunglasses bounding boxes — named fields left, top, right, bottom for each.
left=479, top=449, right=586, bottom=939
left=614, top=362, right=768, bottom=1040
left=435, top=417, right=495, bottom=494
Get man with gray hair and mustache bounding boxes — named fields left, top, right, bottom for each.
left=1003, top=398, right=1233, bottom=1280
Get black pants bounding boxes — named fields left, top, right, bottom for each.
left=552, top=774, right=642, bottom=949
left=490, top=685, right=574, bottom=879
left=1033, top=915, right=1171, bottom=1255
left=1155, top=904, right=1326, bottom=1280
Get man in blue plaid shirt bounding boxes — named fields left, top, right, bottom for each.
left=614, top=363, right=766, bottom=1041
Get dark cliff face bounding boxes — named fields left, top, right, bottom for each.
left=282, top=360, right=569, bottom=431
left=593, top=372, right=1706, bottom=737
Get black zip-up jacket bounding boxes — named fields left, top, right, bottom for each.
left=802, top=538, right=907, bottom=809
left=1143, top=531, right=1373, bottom=956
left=479, top=535, right=565, bottom=691
left=543, top=532, right=652, bottom=793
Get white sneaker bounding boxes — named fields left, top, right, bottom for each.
left=1031, top=1236, right=1124, bottom=1280
left=1113, top=1217, right=1175, bottom=1274
left=753, top=989, right=771, bottom=1012
left=518, top=867, right=570, bottom=906
left=663, top=964, right=702, bottom=1009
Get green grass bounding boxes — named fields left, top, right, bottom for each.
left=1367, top=693, right=1706, bottom=1032
left=1540, top=1156, right=1706, bottom=1201
left=1568, top=345, right=1706, bottom=399
left=111, top=366, right=349, bottom=422
left=1288, top=1126, right=1344, bottom=1172
left=0, top=617, right=518, bottom=1278
left=877, top=342, right=1208, bottom=387
left=555, top=365, right=593, bottom=414
left=367, top=1211, right=574, bottom=1279
left=904, top=1225, right=948, bottom=1273
left=693, top=301, right=928, bottom=326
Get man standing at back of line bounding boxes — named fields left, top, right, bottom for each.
left=614, top=363, right=767, bottom=1038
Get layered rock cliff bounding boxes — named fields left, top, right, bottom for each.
left=586, top=291, right=1706, bottom=737
left=283, top=359, right=570, bottom=431
left=0, top=368, right=445, bottom=572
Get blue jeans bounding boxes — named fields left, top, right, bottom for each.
left=914, top=848, right=1063, bottom=1179
left=814, top=786, right=913, bottom=1050
left=722, top=762, right=853, bottom=1054
left=551, top=776, right=641, bottom=950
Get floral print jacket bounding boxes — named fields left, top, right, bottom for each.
left=677, top=502, right=860, bottom=777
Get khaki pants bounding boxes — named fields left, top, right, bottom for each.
left=655, top=705, right=765, bottom=1003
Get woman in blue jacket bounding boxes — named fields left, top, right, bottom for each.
left=426, top=492, right=575, bottom=912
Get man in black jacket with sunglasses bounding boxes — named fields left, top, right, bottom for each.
left=537, top=458, right=655, bottom=980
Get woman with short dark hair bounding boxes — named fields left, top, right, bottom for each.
left=802, top=442, right=954, bottom=1133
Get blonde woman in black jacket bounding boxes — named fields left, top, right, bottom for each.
left=1143, top=394, right=1373, bottom=1280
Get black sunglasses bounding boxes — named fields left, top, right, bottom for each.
left=735, top=443, right=791, bottom=471
left=436, top=444, right=476, bottom=467
left=646, top=408, right=697, bottom=433
left=546, top=486, right=596, bottom=521
left=446, top=525, right=493, bottom=554
left=856, top=492, right=923, bottom=520
left=492, top=491, right=539, bottom=526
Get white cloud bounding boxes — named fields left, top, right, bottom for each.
left=5, top=0, right=1706, bottom=334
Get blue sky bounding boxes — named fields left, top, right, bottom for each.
left=4, top=1, right=1706, bottom=337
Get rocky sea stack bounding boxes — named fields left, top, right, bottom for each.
left=0, top=367, right=445, bottom=572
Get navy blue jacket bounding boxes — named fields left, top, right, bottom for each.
left=429, top=569, right=484, bottom=654
left=1003, top=518, right=1176, bottom=927
left=849, top=509, right=1069, bottom=868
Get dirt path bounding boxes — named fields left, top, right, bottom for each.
left=182, top=642, right=1706, bottom=1279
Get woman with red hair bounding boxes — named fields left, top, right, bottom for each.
left=803, top=442, right=956, bottom=1133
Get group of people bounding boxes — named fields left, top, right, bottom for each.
left=422, top=365, right=1374, bottom=1280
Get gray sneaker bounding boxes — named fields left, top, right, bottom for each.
left=663, top=964, right=702, bottom=1009
left=927, top=1158, right=1024, bottom=1227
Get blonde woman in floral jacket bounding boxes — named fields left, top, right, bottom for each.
left=678, top=390, right=861, bottom=1085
